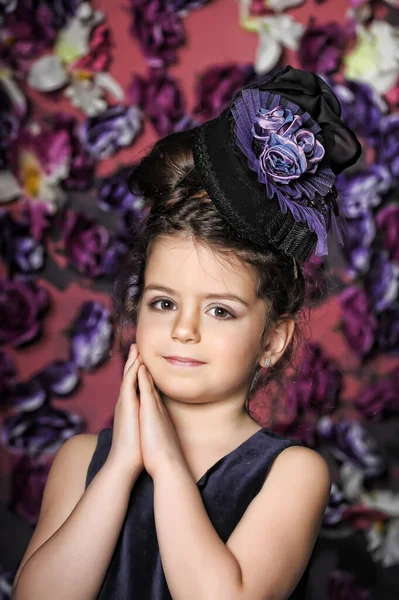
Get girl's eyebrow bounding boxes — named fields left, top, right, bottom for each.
left=143, top=284, right=250, bottom=307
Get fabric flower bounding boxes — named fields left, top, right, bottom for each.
left=129, top=0, right=185, bottom=67
left=322, top=483, right=349, bottom=526
left=331, top=79, right=386, bottom=139
left=344, top=21, right=399, bottom=95
left=0, top=202, right=49, bottom=275
left=0, top=276, right=50, bottom=347
left=354, top=370, right=399, bottom=420
left=62, top=211, right=110, bottom=278
left=8, top=122, right=72, bottom=213
left=68, top=300, right=113, bottom=370
left=8, top=456, right=51, bottom=525
left=298, top=21, right=349, bottom=74
left=0, top=348, right=16, bottom=400
left=375, top=203, right=399, bottom=263
left=328, top=569, right=371, bottom=600
left=341, top=211, right=375, bottom=279
left=285, top=342, right=342, bottom=415
left=317, top=416, right=386, bottom=477
left=339, top=286, right=377, bottom=357
left=79, top=105, right=142, bottom=160
left=364, top=250, right=399, bottom=313
left=168, top=0, right=210, bottom=15
left=193, top=64, right=256, bottom=121
left=130, top=68, right=185, bottom=136
left=7, top=375, right=47, bottom=411
left=97, top=166, right=145, bottom=214
left=376, top=302, right=399, bottom=356
left=336, top=165, right=392, bottom=219
left=375, top=114, right=399, bottom=180
left=39, top=360, right=81, bottom=396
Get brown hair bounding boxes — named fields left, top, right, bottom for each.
left=113, top=128, right=312, bottom=413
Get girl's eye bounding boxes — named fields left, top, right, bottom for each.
left=149, top=299, right=175, bottom=311
left=208, top=307, right=234, bottom=320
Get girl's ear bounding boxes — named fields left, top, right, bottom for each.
left=259, top=318, right=295, bottom=368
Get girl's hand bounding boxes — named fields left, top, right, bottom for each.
left=108, top=343, right=143, bottom=476
left=137, top=362, right=185, bottom=480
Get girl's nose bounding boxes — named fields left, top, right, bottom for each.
left=171, top=310, right=201, bottom=343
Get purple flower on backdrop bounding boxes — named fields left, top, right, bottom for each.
left=62, top=211, right=110, bottom=278
left=286, top=343, right=342, bottom=415
left=375, top=114, right=399, bottom=179
left=7, top=376, right=47, bottom=412
left=331, top=79, right=386, bottom=138
left=376, top=302, right=399, bottom=356
left=168, top=0, right=210, bottom=15
left=341, top=211, right=375, bottom=278
left=364, top=250, right=399, bottom=313
left=336, top=165, right=392, bottom=219
left=55, top=114, right=95, bottom=192
left=102, top=238, right=129, bottom=278
left=302, top=254, right=327, bottom=301
left=173, top=113, right=201, bottom=132
left=130, top=69, right=185, bottom=136
left=193, top=64, right=256, bottom=120
left=129, top=0, right=185, bottom=67
left=317, top=416, right=386, bottom=477
left=354, top=369, right=399, bottom=420
left=0, top=277, right=50, bottom=347
left=0, top=0, right=17, bottom=24
left=328, top=570, right=371, bottom=600
left=0, top=348, right=16, bottom=400
left=376, top=203, right=399, bottom=263
left=0, top=203, right=49, bottom=275
left=1, top=403, right=85, bottom=457
left=273, top=411, right=319, bottom=448
left=97, top=166, right=146, bottom=214
left=9, top=455, right=51, bottom=525
left=322, top=483, right=349, bottom=526
left=0, top=87, right=20, bottom=167
left=69, top=301, right=113, bottom=370
left=79, top=105, right=143, bottom=161
left=39, top=360, right=80, bottom=396
left=339, top=287, right=377, bottom=357
left=298, top=21, right=349, bottom=74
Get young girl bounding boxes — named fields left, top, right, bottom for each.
left=12, top=66, right=361, bottom=600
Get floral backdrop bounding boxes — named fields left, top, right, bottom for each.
left=1, top=0, right=399, bottom=598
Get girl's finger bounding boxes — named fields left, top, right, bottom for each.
left=123, top=344, right=138, bottom=377
left=120, top=354, right=142, bottom=397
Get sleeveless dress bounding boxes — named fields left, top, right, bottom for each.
left=85, top=426, right=315, bottom=599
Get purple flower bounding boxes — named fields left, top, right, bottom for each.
left=194, top=64, right=256, bottom=120
left=168, top=0, right=210, bottom=15
left=364, top=250, right=399, bottom=313
left=354, top=370, right=399, bottom=420
left=376, top=203, right=399, bottom=263
left=129, top=0, right=185, bottom=67
left=328, top=570, right=371, bottom=600
left=0, top=276, right=50, bottom=347
left=376, top=302, right=399, bottom=356
left=54, top=114, right=95, bottom=192
left=317, top=416, right=386, bottom=477
left=336, top=165, right=392, bottom=218
left=375, top=114, right=399, bottom=179
left=1, top=403, right=85, bottom=458
left=341, top=211, right=375, bottom=279
left=8, top=375, right=47, bottom=411
left=102, top=238, right=129, bottom=278
left=69, top=301, right=113, bottom=370
left=130, top=68, right=185, bottom=136
left=331, top=79, right=386, bottom=138
left=322, top=483, right=349, bottom=526
left=298, top=21, right=349, bottom=74
left=339, top=287, right=377, bottom=357
left=0, top=348, right=16, bottom=400
left=8, top=455, right=51, bottom=525
left=39, top=360, right=80, bottom=396
left=286, top=343, right=342, bottom=415
left=79, top=105, right=143, bottom=160
left=97, top=166, right=145, bottom=214
left=0, top=90, right=20, bottom=168
left=0, top=206, right=48, bottom=275
left=62, top=211, right=110, bottom=278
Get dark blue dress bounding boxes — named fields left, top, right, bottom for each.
left=85, top=426, right=314, bottom=599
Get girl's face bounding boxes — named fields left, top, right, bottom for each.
left=135, top=234, right=268, bottom=405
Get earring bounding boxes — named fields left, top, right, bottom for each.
left=263, top=358, right=272, bottom=368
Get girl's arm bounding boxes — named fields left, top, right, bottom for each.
left=153, top=445, right=331, bottom=600
left=12, top=436, right=141, bottom=600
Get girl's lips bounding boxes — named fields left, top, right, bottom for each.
left=164, top=357, right=205, bottom=368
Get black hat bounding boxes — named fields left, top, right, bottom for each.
left=192, top=65, right=362, bottom=263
